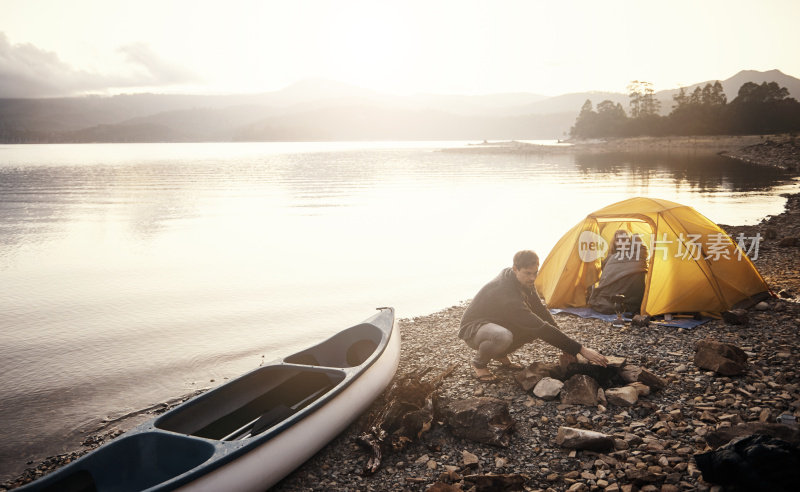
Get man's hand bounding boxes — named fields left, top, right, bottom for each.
left=579, top=346, right=608, bottom=367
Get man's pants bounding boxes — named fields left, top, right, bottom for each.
left=465, top=323, right=513, bottom=368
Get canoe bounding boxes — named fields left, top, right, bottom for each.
left=19, top=307, right=400, bottom=491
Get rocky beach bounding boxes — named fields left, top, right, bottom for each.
left=4, top=138, right=800, bottom=491
left=269, top=195, right=800, bottom=492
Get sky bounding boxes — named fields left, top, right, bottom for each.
left=2, top=0, right=800, bottom=98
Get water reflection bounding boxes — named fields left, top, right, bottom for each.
left=573, top=152, right=790, bottom=193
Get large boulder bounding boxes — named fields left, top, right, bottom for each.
left=694, top=434, right=800, bottom=491
left=706, top=423, right=800, bottom=449
left=440, top=397, right=514, bottom=447
left=694, top=338, right=748, bottom=376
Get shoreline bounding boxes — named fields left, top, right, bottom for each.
left=4, top=163, right=800, bottom=491
left=444, top=134, right=800, bottom=170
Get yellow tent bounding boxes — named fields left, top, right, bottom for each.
left=535, top=197, right=771, bottom=316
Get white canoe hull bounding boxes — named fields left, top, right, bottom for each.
left=179, top=315, right=400, bottom=491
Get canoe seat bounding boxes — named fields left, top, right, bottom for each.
left=32, top=433, right=215, bottom=492
left=285, top=323, right=383, bottom=367
left=346, top=339, right=378, bottom=366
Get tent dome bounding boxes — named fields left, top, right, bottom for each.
left=535, top=197, right=770, bottom=315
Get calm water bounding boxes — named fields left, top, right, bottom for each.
left=0, top=141, right=797, bottom=480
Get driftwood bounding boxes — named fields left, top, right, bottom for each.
left=357, top=364, right=456, bottom=474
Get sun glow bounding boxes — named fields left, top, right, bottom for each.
left=2, top=0, right=800, bottom=97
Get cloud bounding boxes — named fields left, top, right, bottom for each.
left=0, top=32, right=198, bottom=98
left=117, top=43, right=197, bottom=86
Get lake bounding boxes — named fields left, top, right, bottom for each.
left=0, top=141, right=797, bottom=480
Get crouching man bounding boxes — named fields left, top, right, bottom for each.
left=460, top=250, right=608, bottom=382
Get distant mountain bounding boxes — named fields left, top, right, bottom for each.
left=656, top=69, right=800, bottom=112
left=401, top=92, right=550, bottom=116
left=1, top=70, right=798, bottom=142
left=537, top=69, right=800, bottom=117
left=701, top=69, right=800, bottom=102
left=519, top=91, right=628, bottom=115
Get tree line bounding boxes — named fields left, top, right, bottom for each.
left=570, top=80, right=800, bottom=138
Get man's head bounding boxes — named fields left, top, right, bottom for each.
left=512, top=250, right=539, bottom=288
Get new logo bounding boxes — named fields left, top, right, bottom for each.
left=578, top=231, right=608, bottom=262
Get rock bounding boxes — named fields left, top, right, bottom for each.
left=514, top=362, right=556, bottom=391
left=754, top=301, right=770, bottom=311
left=620, top=365, right=666, bottom=391
left=694, top=434, right=800, bottom=491
left=625, top=467, right=660, bottom=484
left=631, top=314, right=651, bottom=327
left=624, top=432, right=643, bottom=446
left=461, top=450, right=480, bottom=468
left=533, top=377, right=564, bottom=400
left=606, top=386, right=639, bottom=406
left=606, top=355, right=628, bottom=368
left=629, top=381, right=650, bottom=396
left=722, top=308, right=749, bottom=325
left=556, top=426, right=615, bottom=451
left=560, top=374, right=601, bottom=406
left=694, top=339, right=748, bottom=376
left=597, top=387, right=607, bottom=406
left=638, top=368, right=667, bottom=391
left=620, top=365, right=640, bottom=383
left=705, top=422, right=800, bottom=448
left=441, top=398, right=514, bottom=447
left=463, top=473, right=528, bottom=491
